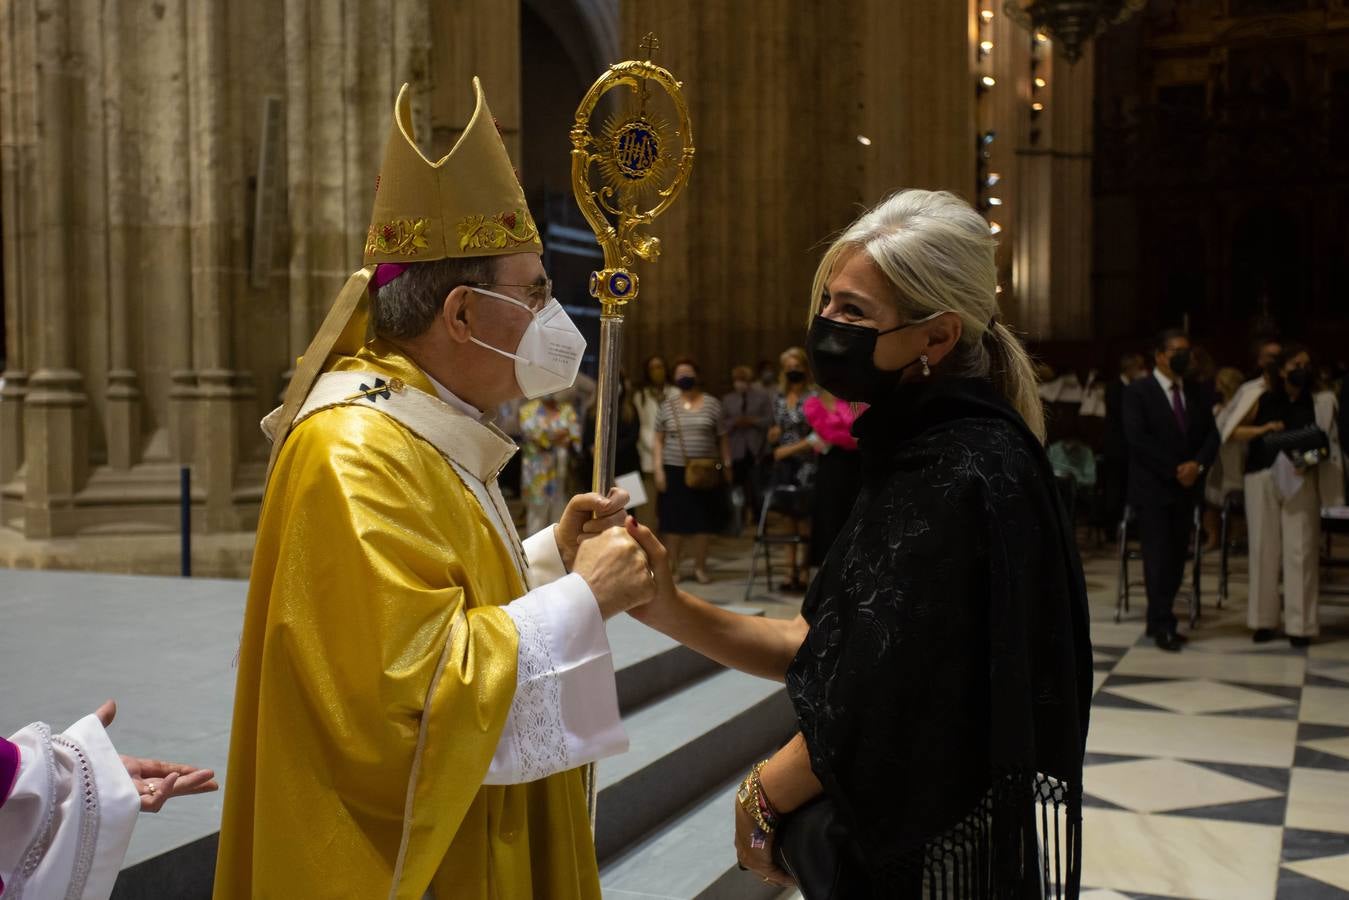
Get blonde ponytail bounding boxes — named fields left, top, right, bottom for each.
left=809, top=189, right=1046, bottom=443
left=985, top=321, right=1046, bottom=443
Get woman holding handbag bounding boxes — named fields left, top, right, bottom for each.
left=625, top=190, right=1092, bottom=898
left=654, top=358, right=733, bottom=583
left=1231, top=343, right=1344, bottom=646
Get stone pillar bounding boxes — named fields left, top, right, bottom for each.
left=618, top=0, right=975, bottom=381
left=23, top=0, right=89, bottom=537
left=0, top=0, right=37, bottom=517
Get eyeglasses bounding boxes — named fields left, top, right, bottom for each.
left=468, top=279, right=553, bottom=311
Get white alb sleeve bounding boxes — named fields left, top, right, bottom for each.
left=0, top=715, right=140, bottom=900
left=522, top=524, right=568, bottom=590
left=484, top=570, right=628, bottom=785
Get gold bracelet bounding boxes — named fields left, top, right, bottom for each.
left=736, top=760, right=775, bottom=834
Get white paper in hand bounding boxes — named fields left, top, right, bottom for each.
left=614, top=471, right=648, bottom=509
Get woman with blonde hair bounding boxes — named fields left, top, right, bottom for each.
left=767, top=346, right=819, bottom=591
left=624, top=189, right=1092, bottom=897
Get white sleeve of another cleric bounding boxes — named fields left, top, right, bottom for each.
left=484, top=569, right=627, bottom=785
left=0, top=715, right=140, bottom=900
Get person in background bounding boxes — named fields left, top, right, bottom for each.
left=1231, top=344, right=1344, bottom=646
left=520, top=392, right=582, bottom=537
left=1202, top=366, right=1247, bottom=550
left=757, top=359, right=778, bottom=391
left=722, top=364, right=775, bottom=528
left=1123, top=329, right=1219, bottom=652
left=803, top=391, right=865, bottom=569
left=1048, top=429, right=1098, bottom=491
left=768, top=347, right=819, bottom=593
left=2, top=700, right=216, bottom=898
left=654, top=358, right=733, bottom=583
left=1103, top=351, right=1147, bottom=530
left=582, top=374, right=642, bottom=495
left=637, top=355, right=680, bottom=527
left=1217, top=337, right=1282, bottom=441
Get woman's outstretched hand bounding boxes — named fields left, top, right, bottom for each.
left=624, top=517, right=678, bottom=626
left=96, top=700, right=219, bottom=813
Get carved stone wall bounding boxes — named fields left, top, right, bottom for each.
left=0, top=0, right=516, bottom=537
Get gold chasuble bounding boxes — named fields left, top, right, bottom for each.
left=214, top=81, right=602, bottom=899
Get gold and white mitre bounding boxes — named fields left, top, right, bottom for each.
left=364, top=77, right=541, bottom=264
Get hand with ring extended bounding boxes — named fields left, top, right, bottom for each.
left=95, top=700, right=219, bottom=813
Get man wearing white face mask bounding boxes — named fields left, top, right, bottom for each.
left=216, top=80, right=655, bottom=900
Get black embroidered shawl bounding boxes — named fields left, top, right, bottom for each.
left=785, top=377, right=1093, bottom=898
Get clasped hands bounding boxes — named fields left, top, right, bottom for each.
left=555, top=489, right=677, bottom=621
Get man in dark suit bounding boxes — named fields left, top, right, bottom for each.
left=1103, top=352, right=1147, bottom=530
left=1123, top=330, right=1219, bottom=652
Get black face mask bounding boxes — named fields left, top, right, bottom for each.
left=785, top=369, right=807, bottom=384
left=806, top=315, right=926, bottom=404
left=1285, top=367, right=1309, bottom=388
left=1169, top=349, right=1192, bottom=378
left=675, top=376, right=697, bottom=391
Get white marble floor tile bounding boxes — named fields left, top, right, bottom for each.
left=1079, top=892, right=1131, bottom=900
left=1283, top=853, right=1349, bottom=892
left=1300, top=685, right=1349, bottom=727
left=1087, top=708, right=1298, bottom=768
left=1301, top=735, right=1349, bottom=762
left=1112, top=645, right=1306, bottom=686
left=1093, top=671, right=1109, bottom=695
left=1186, top=633, right=1302, bottom=655
left=1083, top=758, right=1280, bottom=813
left=1089, top=621, right=1145, bottom=648
left=1309, top=639, right=1349, bottom=662
left=1080, top=807, right=1281, bottom=900
left=1287, top=767, right=1349, bottom=835
left=1102, top=678, right=1293, bottom=715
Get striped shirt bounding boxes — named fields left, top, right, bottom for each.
left=656, top=395, right=726, bottom=466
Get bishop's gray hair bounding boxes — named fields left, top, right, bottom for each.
left=371, top=256, right=496, bottom=340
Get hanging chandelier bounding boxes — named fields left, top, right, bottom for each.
left=1004, top=0, right=1146, bottom=63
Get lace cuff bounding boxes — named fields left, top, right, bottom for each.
left=486, top=574, right=627, bottom=784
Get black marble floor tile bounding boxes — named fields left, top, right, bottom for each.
left=1189, top=760, right=1292, bottom=793
left=1083, top=751, right=1148, bottom=766
left=1225, top=704, right=1302, bottom=721
left=1081, top=793, right=1128, bottom=811
left=1281, top=828, right=1349, bottom=863
left=1294, top=746, right=1349, bottom=772
left=1165, top=795, right=1288, bottom=826
left=1276, top=869, right=1349, bottom=900
left=1306, top=674, right=1349, bottom=691
left=1298, top=723, right=1349, bottom=743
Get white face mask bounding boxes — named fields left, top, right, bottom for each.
left=468, top=287, right=586, bottom=400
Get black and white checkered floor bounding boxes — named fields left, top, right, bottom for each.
left=1077, top=550, right=1349, bottom=900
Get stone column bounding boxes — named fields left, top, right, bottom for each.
left=0, top=0, right=37, bottom=515
left=23, top=0, right=89, bottom=538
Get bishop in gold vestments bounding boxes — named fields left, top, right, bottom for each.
left=214, top=80, right=636, bottom=899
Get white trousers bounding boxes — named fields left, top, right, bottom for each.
left=1245, top=467, right=1321, bottom=636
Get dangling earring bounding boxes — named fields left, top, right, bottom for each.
left=920, top=354, right=931, bottom=377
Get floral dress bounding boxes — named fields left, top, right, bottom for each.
left=519, top=398, right=581, bottom=535
left=773, top=389, right=819, bottom=490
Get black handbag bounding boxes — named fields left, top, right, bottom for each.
left=771, top=797, right=863, bottom=899
left=1263, top=424, right=1330, bottom=467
